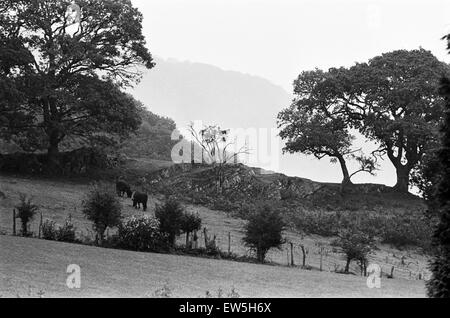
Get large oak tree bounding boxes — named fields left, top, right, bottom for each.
left=278, top=70, right=377, bottom=189
left=0, top=0, right=154, bottom=168
left=279, top=49, right=448, bottom=193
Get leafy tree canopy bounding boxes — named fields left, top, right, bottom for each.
left=279, top=49, right=448, bottom=193
left=0, top=0, right=154, bottom=169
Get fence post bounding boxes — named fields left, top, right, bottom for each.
left=38, top=212, right=43, bottom=239
left=203, top=228, right=208, bottom=248
left=13, top=209, right=16, bottom=236
left=286, top=248, right=289, bottom=266
left=228, top=232, right=231, bottom=254
left=193, top=231, right=198, bottom=249
left=300, top=245, right=306, bottom=267
left=319, top=249, right=323, bottom=272
left=290, top=242, right=294, bottom=266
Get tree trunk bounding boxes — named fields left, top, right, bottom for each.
left=394, top=165, right=410, bottom=193
left=47, top=133, right=60, bottom=172
left=300, top=245, right=306, bottom=267
left=345, top=258, right=351, bottom=273
left=257, top=249, right=265, bottom=263
left=337, top=155, right=353, bottom=191
left=21, top=221, right=27, bottom=237
left=185, top=232, right=190, bottom=247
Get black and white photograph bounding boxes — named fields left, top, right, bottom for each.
left=1, top=0, right=450, bottom=303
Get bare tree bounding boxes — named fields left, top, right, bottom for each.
left=188, top=123, right=249, bottom=192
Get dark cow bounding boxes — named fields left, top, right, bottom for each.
left=116, top=180, right=132, bottom=198
left=132, top=191, right=148, bottom=211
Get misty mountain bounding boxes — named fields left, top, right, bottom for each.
left=132, top=57, right=293, bottom=131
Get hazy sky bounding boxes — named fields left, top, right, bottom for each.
left=132, top=0, right=450, bottom=91
left=130, top=0, right=450, bottom=187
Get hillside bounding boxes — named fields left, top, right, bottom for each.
left=0, top=172, right=431, bottom=284
left=139, top=162, right=425, bottom=213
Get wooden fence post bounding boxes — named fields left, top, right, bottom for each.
left=389, top=266, right=395, bottom=279
left=13, top=209, right=16, bottom=236
left=193, top=231, right=198, bottom=249
left=319, top=250, right=323, bottom=272
left=286, top=248, right=289, bottom=266
left=203, top=228, right=208, bottom=248
left=300, top=245, right=306, bottom=267
left=38, top=212, right=43, bottom=239
left=290, top=242, right=294, bottom=266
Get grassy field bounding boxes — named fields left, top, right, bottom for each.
left=0, top=235, right=427, bottom=298
left=0, top=175, right=431, bottom=281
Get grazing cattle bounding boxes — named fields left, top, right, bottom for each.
left=132, top=191, right=148, bottom=211
left=116, top=180, right=133, bottom=198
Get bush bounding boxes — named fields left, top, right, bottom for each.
left=82, top=183, right=122, bottom=246
left=41, top=216, right=77, bottom=243
left=290, top=208, right=433, bottom=251
left=117, top=216, right=167, bottom=252
left=180, top=212, right=202, bottom=247
left=15, top=194, right=39, bottom=237
left=242, top=204, right=285, bottom=263
left=381, top=213, right=433, bottom=249
left=56, top=215, right=77, bottom=243
left=332, top=223, right=377, bottom=273
left=155, top=198, right=185, bottom=246
left=41, top=219, right=58, bottom=241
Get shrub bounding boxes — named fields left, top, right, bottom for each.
left=292, top=210, right=338, bottom=237
left=332, top=224, right=377, bottom=273
left=155, top=198, right=185, bottom=246
left=41, top=219, right=58, bottom=241
left=82, top=183, right=122, bottom=246
left=15, top=194, right=39, bottom=237
left=242, top=204, right=285, bottom=263
left=180, top=212, right=202, bottom=247
left=56, top=215, right=77, bottom=243
left=117, top=216, right=167, bottom=252
left=380, top=213, right=433, bottom=249
left=41, top=216, right=77, bottom=243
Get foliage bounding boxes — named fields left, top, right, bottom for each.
left=119, top=109, right=178, bottom=161
left=279, top=49, right=448, bottom=193
left=0, top=0, right=154, bottom=168
left=0, top=148, right=110, bottom=175
left=290, top=209, right=432, bottom=250
left=56, top=215, right=77, bottom=243
left=242, top=204, right=286, bottom=263
left=332, top=223, right=377, bottom=273
left=117, top=216, right=167, bottom=252
left=427, top=74, right=450, bottom=297
left=188, top=123, right=249, bottom=192
left=155, top=198, right=185, bottom=246
left=15, top=195, right=39, bottom=237
left=180, top=212, right=202, bottom=246
left=278, top=69, right=378, bottom=187
left=81, top=183, right=122, bottom=245
left=41, top=220, right=58, bottom=241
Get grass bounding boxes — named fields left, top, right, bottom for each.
left=0, top=175, right=431, bottom=281
left=0, top=235, right=427, bottom=298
